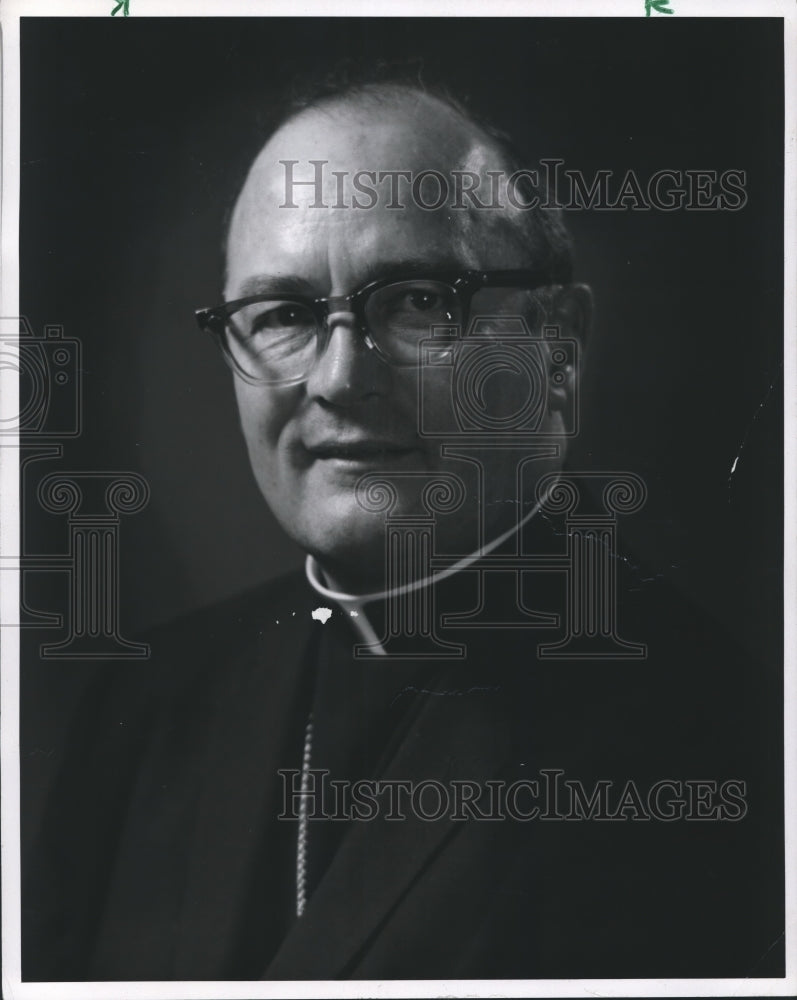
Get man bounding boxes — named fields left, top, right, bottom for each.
left=23, top=77, right=779, bottom=981
left=225, top=82, right=583, bottom=576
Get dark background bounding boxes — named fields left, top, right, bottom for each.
left=19, top=17, right=783, bottom=831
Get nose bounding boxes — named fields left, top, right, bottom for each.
left=305, top=310, right=391, bottom=406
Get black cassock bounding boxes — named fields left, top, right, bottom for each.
left=22, top=550, right=783, bottom=980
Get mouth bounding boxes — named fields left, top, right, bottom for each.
left=304, top=440, right=420, bottom=467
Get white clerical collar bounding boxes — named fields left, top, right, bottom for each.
left=304, top=479, right=555, bottom=652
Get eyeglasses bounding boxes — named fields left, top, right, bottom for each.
left=195, top=268, right=565, bottom=386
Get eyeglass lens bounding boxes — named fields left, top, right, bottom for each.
left=223, top=280, right=543, bottom=383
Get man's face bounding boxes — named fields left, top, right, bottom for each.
left=225, top=96, right=579, bottom=590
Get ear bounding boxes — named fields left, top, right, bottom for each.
left=546, top=283, right=592, bottom=422
left=552, top=282, right=592, bottom=348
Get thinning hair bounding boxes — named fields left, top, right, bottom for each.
left=223, top=60, right=573, bottom=283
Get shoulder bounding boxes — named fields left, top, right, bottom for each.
left=143, top=569, right=314, bottom=662
left=48, top=570, right=317, bottom=765
left=88, top=569, right=319, bottom=718
left=23, top=569, right=319, bottom=977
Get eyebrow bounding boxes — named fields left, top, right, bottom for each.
left=235, top=274, right=316, bottom=298
left=233, top=256, right=470, bottom=301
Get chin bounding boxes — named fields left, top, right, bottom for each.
left=291, top=510, right=390, bottom=592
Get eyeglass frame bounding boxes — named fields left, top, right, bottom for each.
left=195, top=267, right=570, bottom=386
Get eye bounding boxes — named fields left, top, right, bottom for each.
left=404, top=289, right=444, bottom=312
left=375, top=282, right=457, bottom=320
left=249, top=301, right=315, bottom=334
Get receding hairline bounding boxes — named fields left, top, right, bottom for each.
left=265, top=81, right=510, bottom=162
left=224, top=79, right=574, bottom=284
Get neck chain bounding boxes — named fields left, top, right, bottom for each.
left=295, top=713, right=314, bottom=918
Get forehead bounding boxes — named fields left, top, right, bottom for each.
left=225, top=96, right=530, bottom=295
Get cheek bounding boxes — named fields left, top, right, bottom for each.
left=233, top=382, right=299, bottom=483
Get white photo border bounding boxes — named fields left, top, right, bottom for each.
left=1, top=2, right=794, bottom=998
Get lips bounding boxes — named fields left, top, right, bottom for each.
left=305, top=439, right=418, bottom=461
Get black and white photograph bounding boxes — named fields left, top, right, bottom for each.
left=1, top=1, right=794, bottom=996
